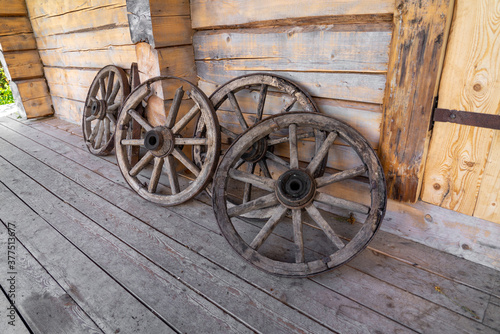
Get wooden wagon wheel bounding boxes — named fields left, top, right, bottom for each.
left=115, top=76, right=220, bottom=206
left=212, top=112, right=386, bottom=277
left=82, top=65, right=130, bottom=155
left=193, top=73, right=326, bottom=200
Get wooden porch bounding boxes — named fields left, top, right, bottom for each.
left=0, top=114, right=498, bottom=333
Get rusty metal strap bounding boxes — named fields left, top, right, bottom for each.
left=433, top=108, right=500, bottom=130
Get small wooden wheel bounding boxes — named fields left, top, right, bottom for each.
left=193, top=73, right=326, bottom=195
left=212, top=112, right=386, bottom=277
left=115, top=76, right=220, bottom=206
left=82, top=65, right=130, bottom=155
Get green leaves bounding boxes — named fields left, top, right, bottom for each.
left=0, top=66, right=14, bottom=105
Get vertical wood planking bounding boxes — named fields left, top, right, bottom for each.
left=421, top=0, right=500, bottom=221
left=378, top=0, right=453, bottom=202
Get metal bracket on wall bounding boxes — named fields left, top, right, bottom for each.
left=433, top=108, right=500, bottom=131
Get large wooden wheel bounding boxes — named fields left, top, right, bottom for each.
left=82, top=65, right=130, bottom=155
left=115, top=76, right=220, bottom=206
left=212, top=112, right=386, bottom=277
left=193, top=73, right=326, bottom=197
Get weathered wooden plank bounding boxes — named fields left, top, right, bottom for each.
left=0, top=17, right=31, bottom=36
left=2, top=50, right=43, bottom=80
left=0, top=33, right=36, bottom=51
left=157, top=45, right=197, bottom=78
left=474, top=130, right=500, bottom=222
left=152, top=16, right=192, bottom=48
left=16, top=78, right=50, bottom=101
left=194, top=25, right=391, bottom=73
left=197, top=61, right=386, bottom=103
left=483, top=302, right=500, bottom=330
left=25, top=0, right=125, bottom=19
left=51, top=97, right=84, bottom=124
left=421, top=0, right=500, bottom=219
left=47, top=82, right=88, bottom=102
left=0, top=118, right=414, bottom=333
left=0, top=181, right=172, bottom=333
left=44, top=67, right=99, bottom=87
left=0, top=288, right=31, bottom=334
left=190, top=0, right=395, bottom=29
left=150, top=0, right=190, bottom=17
left=39, top=45, right=136, bottom=69
left=0, top=225, right=103, bottom=333
left=0, top=0, right=27, bottom=16
left=28, top=4, right=128, bottom=37
left=0, top=140, right=338, bottom=334
left=22, top=96, right=54, bottom=119
left=36, top=26, right=133, bottom=52
left=378, top=0, right=453, bottom=202
left=0, top=154, right=258, bottom=334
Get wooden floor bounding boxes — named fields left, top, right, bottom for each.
left=0, top=115, right=499, bottom=334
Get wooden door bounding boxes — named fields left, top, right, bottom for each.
left=421, top=0, right=500, bottom=223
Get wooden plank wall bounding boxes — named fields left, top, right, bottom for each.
left=421, top=0, right=500, bottom=223
left=24, top=0, right=138, bottom=123
left=190, top=0, right=394, bottom=172
left=0, top=0, right=53, bottom=118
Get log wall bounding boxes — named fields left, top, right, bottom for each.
left=0, top=0, right=52, bottom=118
left=24, top=0, right=137, bottom=123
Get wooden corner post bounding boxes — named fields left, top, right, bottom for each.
left=379, top=0, right=454, bottom=202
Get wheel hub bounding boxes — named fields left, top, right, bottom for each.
left=145, top=126, right=174, bottom=157
left=241, top=137, right=268, bottom=163
left=276, top=169, right=316, bottom=208
left=91, top=99, right=108, bottom=120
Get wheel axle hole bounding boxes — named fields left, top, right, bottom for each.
left=148, top=136, right=157, bottom=147
left=290, top=180, right=301, bottom=191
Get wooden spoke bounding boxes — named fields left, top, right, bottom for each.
left=148, top=157, right=164, bottom=193
left=171, top=105, right=200, bottom=134
left=306, top=131, right=338, bottom=174
left=258, top=160, right=272, bottom=179
left=249, top=206, right=288, bottom=250
left=267, top=131, right=315, bottom=146
left=292, top=209, right=305, bottom=263
left=172, top=148, right=200, bottom=176
left=233, top=158, right=245, bottom=170
left=94, top=120, right=105, bottom=148
left=121, top=139, right=144, bottom=146
left=289, top=123, right=299, bottom=169
left=88, top=120, right=100, bottom=143
left=86, top=115, right=97, bottom=122
left=128, top=109, right=153, bottom=132
left=108, top=102, right=121, bottom=112
left=166, top=86, right=184, bottom=128
left=174, top=138, right=208, bottom=146
left=99, top=77, right=106, bottom=99
left=105, top=72, right=115, bottom=100
left=221, top=125, right=238, bottom=139
left=314, top=192, right=370, bottom=215
left=305, top=204, right=345, bottom=250
left=256, top=84, right=268, bottom=121
left=103, top=118, right=110, bottom=143
left=107, top=80, right=121, bottom=105
left=227, top=91, right=248, bottom=130
left=315, top=165, right=367, bottom=188
left=107, top=113, right=116, bottom=126
left=265, top=151, right=290, bottom=168
left=164, top=155, right=180, bottom=194
left=280, top=96, right=297, bottom=113
left=227, top=193, right=279, bottom=217
left=129, top=151, right=154, bottom=177
left=242, top=162, right=256, bottom=203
